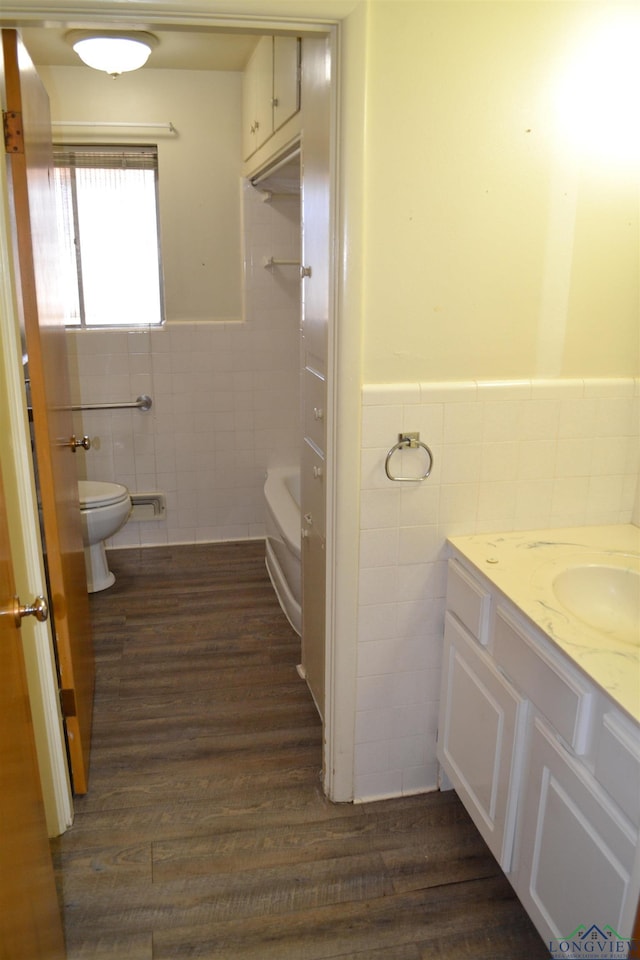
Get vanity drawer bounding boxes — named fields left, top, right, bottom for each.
left=438, top=612, right=528, bottom=871
left=301, top=437, right=325, bottom=536
left=303, top=367, right=326, bottom=453
left=493, top=606, right=593, bottom=752
left=594, top=711, right=640, bottom=827
left=446, top=559, right=491, bottom=643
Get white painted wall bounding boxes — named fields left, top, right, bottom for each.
left=361, top=1, right=639, bottom=383
left=38, top=65, right=244, bottom=323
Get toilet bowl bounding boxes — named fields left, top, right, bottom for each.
left=78, top=480, right=132, bottom=593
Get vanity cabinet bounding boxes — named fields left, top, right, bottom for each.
left=438, top=556, right=640, bottom=955
left=439, top=608, right=528, bottom=870
left=243, top=36, right=301, bottom=161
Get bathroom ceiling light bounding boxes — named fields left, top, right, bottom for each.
left=65, top=30, right=158, bottom=78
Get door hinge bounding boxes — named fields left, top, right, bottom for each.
left=3, top=110, right=24, bottom=154
left=60, top=688, right=77, bottom=717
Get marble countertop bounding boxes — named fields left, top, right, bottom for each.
left=448, top=524, right=640, bottom=725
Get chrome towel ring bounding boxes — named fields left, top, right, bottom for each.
left=385, top=432, right=434, bottom=482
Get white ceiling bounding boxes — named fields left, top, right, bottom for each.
left=19, top=27, right=261, bottom=71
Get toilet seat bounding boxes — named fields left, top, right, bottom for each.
left=78, top=480, right=130, bottom=509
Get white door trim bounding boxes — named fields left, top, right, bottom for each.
left=0, top=141, right=73, bottom=836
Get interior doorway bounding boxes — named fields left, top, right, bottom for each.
left=0, top=6, right=341, bottom=821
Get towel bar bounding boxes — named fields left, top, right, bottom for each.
left=385, top=433, right=433, bottom=482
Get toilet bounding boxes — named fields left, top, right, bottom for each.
left=78, top=480, right=132, bottom=593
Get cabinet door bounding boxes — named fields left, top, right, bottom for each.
left=242, top=36, right=273, bottom=159
left=513, top=715, right=636, bottom=952
left=301, top=437, right=325, bottom=719
left=273, top=37, right=300, bottom=132
left=242, top=56, right=257, bottom=160
left=253, top=37, right=273, bottom=150
left=303, top=367, right=326, bottom=460
left=299, top=36, right=331, bottom=729
left=301, top=521, right=325, bottom=721
left=437, top=612, right=528, bottom=870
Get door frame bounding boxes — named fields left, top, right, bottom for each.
left=0, top=115, right=73, bottom=834
left=0, top=0, right=358, bottom=806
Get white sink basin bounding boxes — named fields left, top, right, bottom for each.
left=553, top=564, right=640, bottom=646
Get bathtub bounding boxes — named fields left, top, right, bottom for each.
left=264, top=466, right=301, bottom=635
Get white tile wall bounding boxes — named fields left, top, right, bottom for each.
left=356, top=377, right=640, bottom=801
left=66, top=180, right=301, bottom=546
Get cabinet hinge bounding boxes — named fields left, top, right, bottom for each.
left=60, top=688, right=77, bottom=717
left=3, top=111, right=24, bottom=154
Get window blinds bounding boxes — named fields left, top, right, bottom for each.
left=53, top=145, right=158, bottom=171
left=52, top=144, right=163, bottom=327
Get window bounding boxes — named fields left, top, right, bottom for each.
left=53, top=145, right=164, bottom=327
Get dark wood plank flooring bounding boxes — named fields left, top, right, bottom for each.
left=51, top=541, right=549, bottom=959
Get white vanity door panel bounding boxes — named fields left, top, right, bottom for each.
left=594, top=711, right=640, bottom=829
left=514, top=715, right=636, bottom=949
left=446, top=559, right=491, bottom=643
left=437, top=612, right=528, bottom=871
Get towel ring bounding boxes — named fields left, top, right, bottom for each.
left=385, top=433, right=434, bottom=482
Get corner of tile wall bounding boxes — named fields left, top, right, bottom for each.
left=355, top=376, right=639, bottom=802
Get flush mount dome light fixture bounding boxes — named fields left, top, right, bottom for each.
left=66, top=30, right=158, bottom=77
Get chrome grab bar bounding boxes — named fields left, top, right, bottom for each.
left=385, top=432, right=434, bottom=482
left=72, top=394, right=152, bottom=412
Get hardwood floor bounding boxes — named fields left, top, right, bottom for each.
left=51, top=541, right=549, bottom=959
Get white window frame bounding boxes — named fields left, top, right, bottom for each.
left=52, top=144, right=165, bottom=328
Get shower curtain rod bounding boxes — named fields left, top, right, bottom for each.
left=250, top=146, right=301, bottom=186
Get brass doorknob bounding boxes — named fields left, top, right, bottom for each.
left=13, top=595, right=49, bottom=627
left=69, top=434, right=91, bottom=451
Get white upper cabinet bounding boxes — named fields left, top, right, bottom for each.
left=242, top=37, right=273, bottom=160
left=273, top=37, right=300, bottom=134
left=243, top=36, right=301, bottom=161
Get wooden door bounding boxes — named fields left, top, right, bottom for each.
left=2, top=28, right=94, bottom=793
left=0, top=457, right=66, bottom=959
